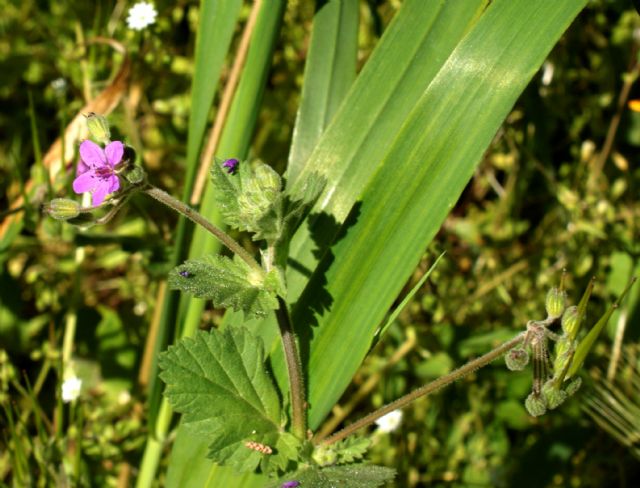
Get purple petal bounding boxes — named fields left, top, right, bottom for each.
left=79, top=140, right=106, bottom=167
left=107, top=175, right=120, bottom=193
left=104, top=141, right=124, bottom=167
left=76, top=159, right=89, bottom=176
left=92, top=185, right=109, bottom=206
left=73, top=171, right=97, bottom=194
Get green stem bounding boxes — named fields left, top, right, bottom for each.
left=317, top=332, right=525, bottom=446
left=135, top=399, right=172, bottom=488
left=275, top=296, right=307, bottom=439
left=143, top=185, right=261, bottom=271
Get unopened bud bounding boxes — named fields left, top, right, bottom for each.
left=505, top=347, right=529, bottom=371
left=525, top=392, right=547, bottom=417
left=124, top=165, right=146, bottom=184
left=542, top=381, right=567, bottom=410
left=254, top=164, right=281, bottom=194
left=561, top=306, right=580, bottom=338
left=312, top=445, right=337, bottom=467
left=44, top=198, right=80, bottom=220
left=86, top=112, right=111, bottom=144
left=545, top=286, right=566, bottom=319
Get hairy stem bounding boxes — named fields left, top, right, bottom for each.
left=275, top=296, right=307, bottom=439
left=317, top=332, right=525, bottom=446
left=143, top=185, right=261, bottom=272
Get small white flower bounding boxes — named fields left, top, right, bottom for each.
left=541, top=61, right=554, bottom=87
left=375, top=409, right=403, bottom=433
left=61, top=376, right=82, bottom=403
left=50, top=77, right=67, bottom=94
left=126, top=2, right=157, bottom=31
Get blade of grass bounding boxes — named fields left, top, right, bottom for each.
left=372, top=251, right=445, bottom=345
left=287, top=0, right=359, bottom=182
left=291, top=0, right=588, bottom=430
left=144, top=0, right=243, bottom=417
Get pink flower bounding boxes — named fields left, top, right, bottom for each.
left=73, top=140, right=123, bottom=206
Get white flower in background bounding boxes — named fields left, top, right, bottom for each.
left=126, top=2, right=157, bottom=31
left=541, top=61, right=555, bottom=87
left=61, top=376, right=82, bottom=403
left=375, top=409, right=403, bottom=433
left=50, top=77, right=67, bottom=94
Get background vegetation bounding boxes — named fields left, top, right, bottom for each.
left=1, top=0, right=639, bottom=486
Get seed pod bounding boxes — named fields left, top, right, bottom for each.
left=545, top=286, right=566, bottom=319
left=552, top=336, right=576, bottom=381
left=505, top=347, right=529, bottom=371
left=561, top=306, right=580, bottom=337
left=525, top=392, right=547, bottom=417
left=44, top=198, right=80, bottom=220
left=542, top=381, right=567, bottom=410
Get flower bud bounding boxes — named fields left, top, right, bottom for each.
left=124, top=165, right=146, bottom=184
left=86, top=112, right=111, bottom=144
left=525, top=392, right=547, bottom=417
left=545, top=286, right=566, bottom=319
left=542, top=381, right=567, bottom=410
left=505, top=347, right=529, bottom=371
left=222, top=158, right=239, bottom=175
left=312, top=445, right=337, bottom=467
left=44, top=198, right=80, bottom=220
left=561, top=306, right=580, bottom=338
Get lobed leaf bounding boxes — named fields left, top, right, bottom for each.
left=159, top=328, right=297, bottom=473
left=169, top=255, right=281, bottom=318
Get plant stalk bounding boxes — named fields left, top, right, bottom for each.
left=317, top=332, right=525, bottom=445
left=275, top=296, right=307, bottom=439
left=143, top=185, right=261, bottom=271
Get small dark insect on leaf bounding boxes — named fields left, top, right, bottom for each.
left=179, top=270, right=191, bottom=278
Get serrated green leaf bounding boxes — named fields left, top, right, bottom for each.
left=168, top=255, right=278, bottom=318
left=211, top=158, right=284, bottom=241
left=159, top=328, right=296, bottom=473
left=270, top=464, right=396, bottom=488
left=332, top=437, right=372, bottom=465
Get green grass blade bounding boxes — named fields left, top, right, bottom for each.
left=236, top=0, right=493, bottom=403
left=373, top=251, right=445, bottom=345
left=287, top=0, right=359, bottom=183
left=278, top=0, right=587, bottom=429
left=145, top=0, right=243, bottom=421
left=184, top=0, right=243, bottom=197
